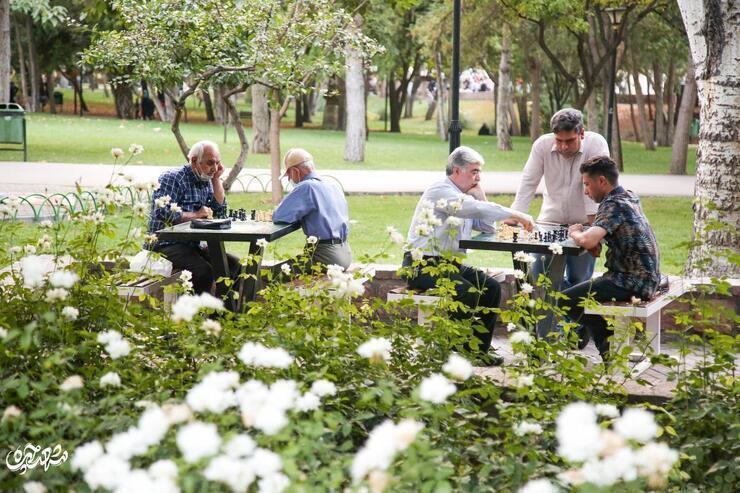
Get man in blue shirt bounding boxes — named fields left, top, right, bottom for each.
left=565, top=156, right=661, bottom=361
left=147, top=140, right=241, bottom=294
left=273, top=148, right=352, bottom=269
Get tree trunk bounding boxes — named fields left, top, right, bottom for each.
left=302, top=92, right=313, bottom=122
left=294, top=94, right=303, bottom=128
left=112, top=82, right=135, bottom=119
left=434, top=49, right=447, bottom=141
left=46, top=71, right=57, bottom=114
left=496, top=25, right=513, bottom=151
left=270, top=99, right=283, bottom=204
left=425, top=99, right=436, bottom=121
left=344, top=15, right=366, bottom=163
left=26, top=17, right=38, bottom=112
left=0, top=0, right=10, bottom=103
left=150, top=86, right=170, bottom=121
left=221, top=85, right=250, bottom=191
left=13, top=21, right=27, bottom=108
left=529, top=55, right=542, bottom=141
left=663, top=53, right=677, bottom=146
left=652, top=60, right=666, bottom=147
left=631, top=64, right=655, bottom=150
left=611, top=104, right=623, bottom=171
left=509, top=100, right=521, bottom=136
left=626, top=72, right=640, bottom=142
left=586, top=92, right=599, bottom=132
left=679, top=0, right=739, bottom=278
left=164, top=85, right=178, bottom=123
left=404, top=74, right=422, bottom=118
left=322, top=75, right=343, bottom=130
left=201, top=88, right=215, bottom=122
left=670, top=52, right=697, bottom=176
left=387, top=73, right=403, bottom=133
left=251, top=84, right=270, bottom=154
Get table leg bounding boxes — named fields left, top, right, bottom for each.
left=537, top=254, right=566, bottom=338
left=207, top=240, right=236, bottom=312
left=240, top=242, right=264, bottom=308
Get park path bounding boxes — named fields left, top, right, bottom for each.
left=1, top=161, right=695, bottom=197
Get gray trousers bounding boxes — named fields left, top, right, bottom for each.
left=310, top=242, right=352, bottom=270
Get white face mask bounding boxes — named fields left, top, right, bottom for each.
left=196, top=170, right=212, bottom=182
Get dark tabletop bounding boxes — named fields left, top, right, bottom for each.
left=459, top=232, right=586, bottom=256
left=156, top=220, right=300, bottom=243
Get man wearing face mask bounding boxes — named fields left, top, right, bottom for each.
left=146, top=140, right=241, bottom=294
left=273, top=148, right=352, bottom=269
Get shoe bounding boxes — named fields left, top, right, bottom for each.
left=475, top=351, right=504, bottom=367
left=576, top=325, right=590, bottom=350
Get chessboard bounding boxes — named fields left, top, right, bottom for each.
left=494, top=223, right=571, bottom=244
left=219, top=208, right=275, bottom=222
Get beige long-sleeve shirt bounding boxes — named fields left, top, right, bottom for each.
left=511, top=131, right=610, bottom=224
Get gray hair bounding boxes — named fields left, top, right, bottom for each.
left=550, top=108, right=584, bottom=134
left=187, top=140, right=220, bottom=163
left=296, top=160, right=315, bottom=170
left=446, top=146, right=485, bottom=175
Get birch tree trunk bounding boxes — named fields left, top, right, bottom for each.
left=670, top=52, right=697, bottom=175
left=344, top=15, right=365, bottom=162
left=251, top=84, right=270, bottom=154
left=496, top=25, right=513, bottom=151
left=679, top=0, right=739, bottom=277
left=0, top=0, right=10, bottom=103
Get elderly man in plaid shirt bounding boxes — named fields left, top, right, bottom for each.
left=146, top=140, right=241, bottom=294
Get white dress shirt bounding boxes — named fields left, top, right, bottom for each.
left=511, top=131, right=610, bottom=224
left=406, top=177, right=515, bottom=256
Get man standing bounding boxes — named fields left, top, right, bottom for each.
left=564, top=156, right=661, bottom=361
left=403, top=146, right=534, bottom=366
left=147, top=140, right=241, bottom=295
left=509, top=108, right=609, bottom=336
left=273, top=148, right=352, bottom=269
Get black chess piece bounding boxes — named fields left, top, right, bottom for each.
left=240, top=210, right=247, bottom=221
left=250, top=209, right=256, bottom=221
left=512, top=231, right=518, bottom=243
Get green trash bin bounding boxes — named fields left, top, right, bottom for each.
left=0, top=103, right=27, bottom=161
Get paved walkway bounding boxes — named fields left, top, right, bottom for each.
left=0, top=161, right=695, bottom=196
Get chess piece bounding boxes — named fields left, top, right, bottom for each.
left=512, top=231, right=518, bottom=243
left=250, top=209, right=256, bottom=221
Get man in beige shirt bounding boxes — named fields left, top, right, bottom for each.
left=510, top=108, right=609, bottom=336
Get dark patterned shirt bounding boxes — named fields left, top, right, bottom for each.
left=146, top=165, right=227, bottom=247
left=594, top=186, right=660, bottom=300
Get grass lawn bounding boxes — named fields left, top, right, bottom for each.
left=4, top=194, right=693, bottom=275
left=16, top=91, right=694, bottom=175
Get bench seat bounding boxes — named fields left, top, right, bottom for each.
left=386, top=286, right=441, bottom=325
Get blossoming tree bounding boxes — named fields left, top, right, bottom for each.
left=83, top=0, right=377, bottom=195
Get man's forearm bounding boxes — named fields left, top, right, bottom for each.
left=212, top=179, right=225, bottom=205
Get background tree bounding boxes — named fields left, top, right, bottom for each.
left=85, top=0, right=377, bottom=199
left=678, top=0, right=739, bottom=277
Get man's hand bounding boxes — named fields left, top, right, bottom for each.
left=212, top=162, right=225, bottom=181
left=569, top=223, right=584, bottom=236
left=198, top=206, right=213, bottom=219
left=466, top=184, right=486, bottom=201
left=503, top=219, right=518, bottom=226
left=513, top=213, right=534, bottom=232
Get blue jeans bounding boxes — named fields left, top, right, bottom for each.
left=530, top=253, right=595, bottom=290
left=529, top=253, right=595, bottom=338
left=562, top=277, right=634, bottom=358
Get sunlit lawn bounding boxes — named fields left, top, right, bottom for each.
left=14, top=90, right=694, bottom=175
left=5, top=194, right=693, bottom=275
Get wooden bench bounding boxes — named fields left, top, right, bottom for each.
left=117, top=270, right=181, bottom=305
left=386, top=287, right=440, bottom=326
left=584, top=276, right=690, bottom=376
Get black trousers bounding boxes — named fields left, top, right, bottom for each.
left=403, top=253, right=501, bottom=355
left=153, top=243, right=241, bottom=295
left=562, top=277, right=634, bottom=357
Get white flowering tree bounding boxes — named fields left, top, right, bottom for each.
left=678, top=0, right=740, bottom=277
left=83, top=0, right=377, bottom=194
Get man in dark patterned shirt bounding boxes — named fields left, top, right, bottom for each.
left=147, top=140, right=240, bottom=294
left=562, top=156, right=660, bottom=360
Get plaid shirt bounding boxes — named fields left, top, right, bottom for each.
left=594, top=186, right=660, bottom=300
left=146, top=165, right=227, bottom=248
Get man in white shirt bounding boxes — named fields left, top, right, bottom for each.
left=510, top=108, right=609, bottom=337
left=403, top=146, right=534, bottom=366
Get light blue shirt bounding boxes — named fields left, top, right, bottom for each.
left=406, top=177, right=515, bottom=256
left=273, top=172, right=350, bottom=241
